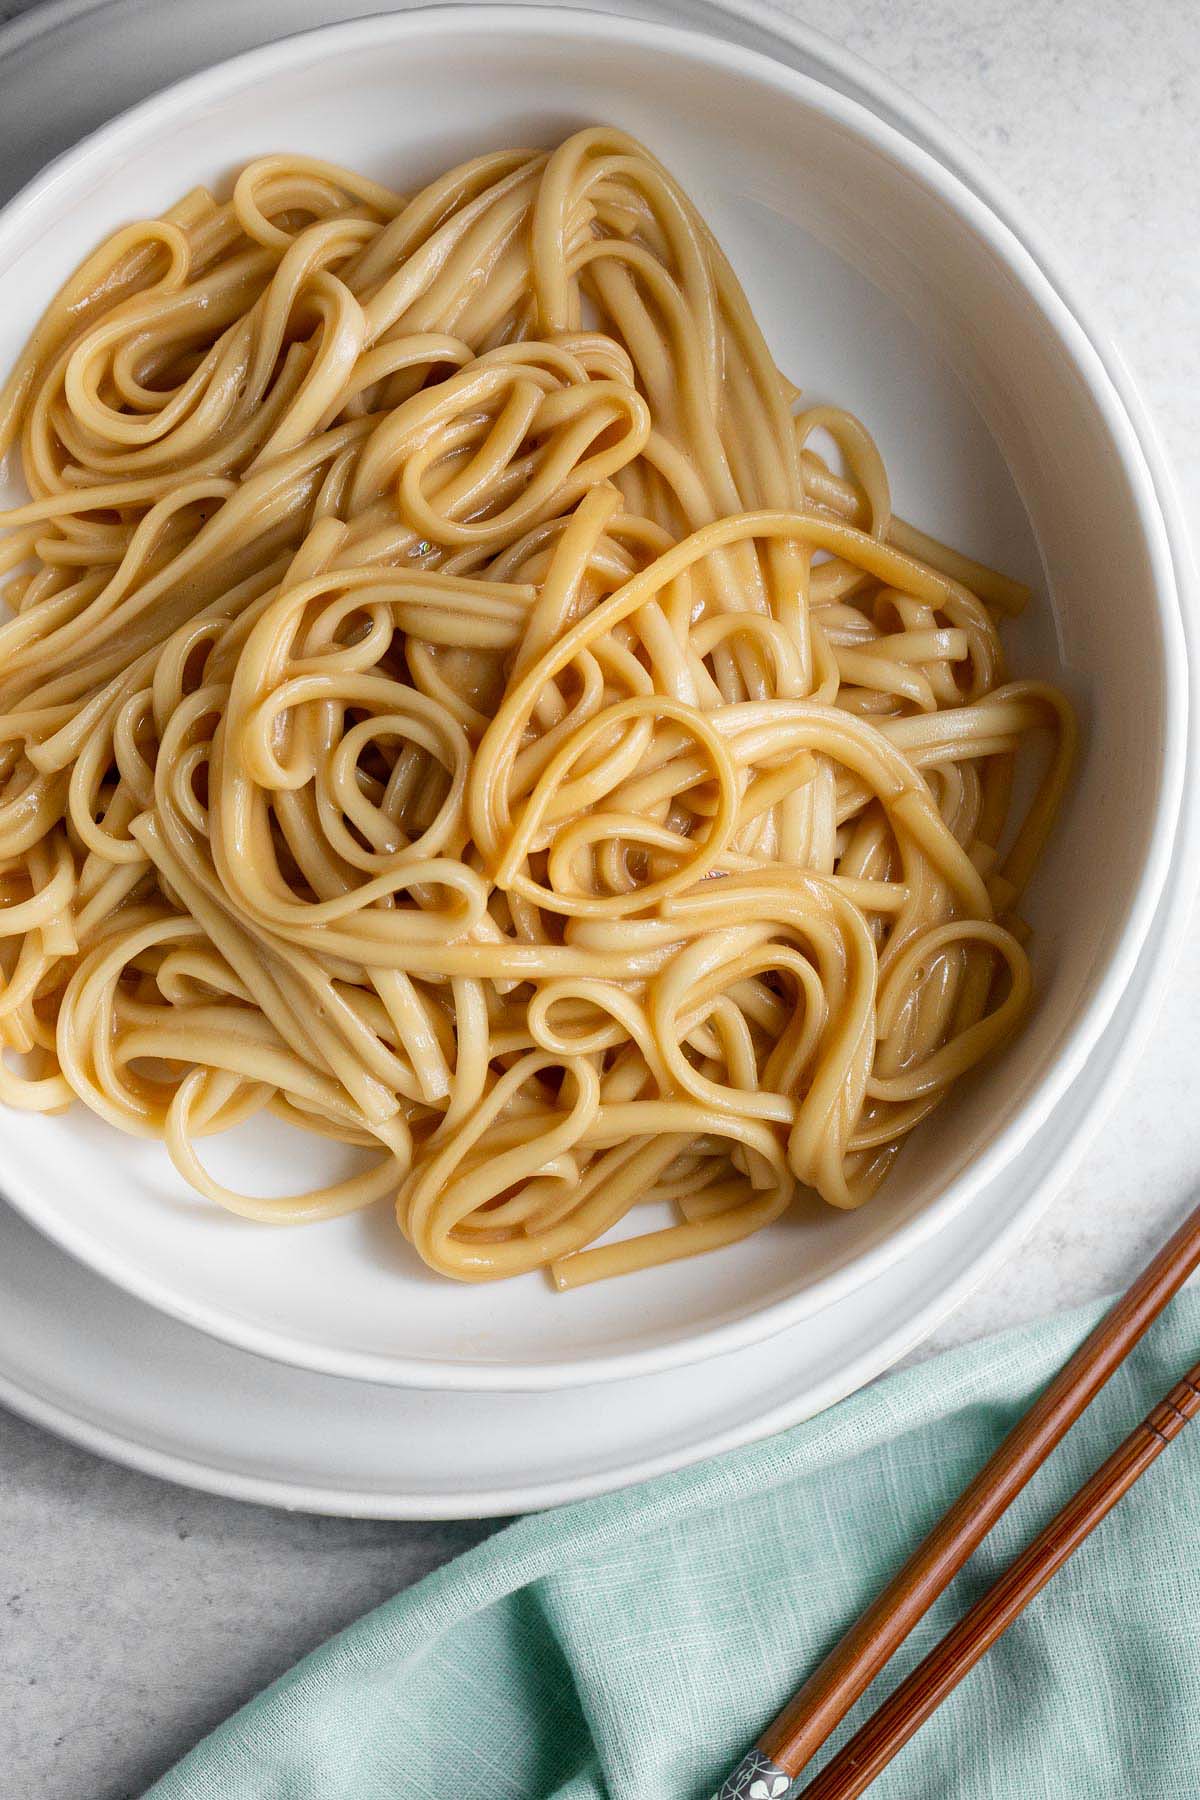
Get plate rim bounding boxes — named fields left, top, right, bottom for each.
left=0, top=0, right=1194, bottom=1514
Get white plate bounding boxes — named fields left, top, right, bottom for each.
left=0, top=0, right=1194, bottom=1517
left=0, top=5, right=1187, bottom=1390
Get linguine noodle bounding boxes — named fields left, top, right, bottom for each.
left=0, top=128, right=1073, bottom=1288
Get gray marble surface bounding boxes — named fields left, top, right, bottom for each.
left=0, top=0, right=1197, bottom=1795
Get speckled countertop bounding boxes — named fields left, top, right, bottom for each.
left=0, top=1, right=1197, bottom=1794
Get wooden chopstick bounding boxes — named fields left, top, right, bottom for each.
left=796, top=1353, right=1200, bottom=1799
left=710, top=1195, right=1200, bottom=1799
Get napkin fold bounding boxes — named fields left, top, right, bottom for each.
left=149, top=1288, right=1200, bottom=1799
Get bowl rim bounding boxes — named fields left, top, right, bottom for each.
left=0, top=1, right=1188, bottom=1391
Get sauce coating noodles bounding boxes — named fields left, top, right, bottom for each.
left=0, top=129, right=1073, bottom=1287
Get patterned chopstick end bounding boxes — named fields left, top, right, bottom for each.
left=712, top=1748, right=792, bottom=1798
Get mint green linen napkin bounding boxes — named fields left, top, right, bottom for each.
left=149, top=1289, right=1200, bottom=1800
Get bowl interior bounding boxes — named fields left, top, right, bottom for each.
left=0, top=10, right=1173, bottom=1385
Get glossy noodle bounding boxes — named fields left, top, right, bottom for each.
left=0, top=128, right=1074, bottom=1288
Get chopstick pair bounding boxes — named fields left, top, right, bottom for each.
left=710, top=1196, right=1200, bottom=1800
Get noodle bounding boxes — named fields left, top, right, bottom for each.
left=0, top=127, right=1074, bottom=1289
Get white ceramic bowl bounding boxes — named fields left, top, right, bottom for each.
left=0, top=7, right=1186, bottom=1390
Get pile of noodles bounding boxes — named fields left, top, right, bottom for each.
left=0, top=127, right=1073, bottom=1288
